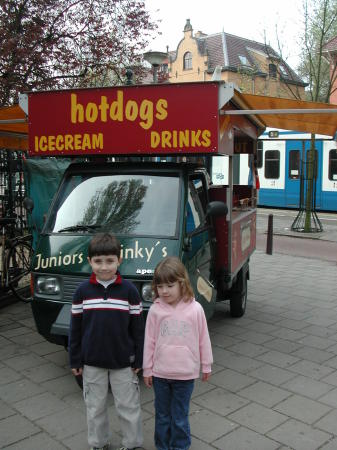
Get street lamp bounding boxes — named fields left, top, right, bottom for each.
left=143, top=51, right=167, bottom=83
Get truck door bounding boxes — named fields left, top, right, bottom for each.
left=183, top=173, right=216, bottom=318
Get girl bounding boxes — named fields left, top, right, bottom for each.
left=143, top=256, right=213, bottom=450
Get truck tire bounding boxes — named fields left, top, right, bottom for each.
left=230, top=270, right=247, bottom=318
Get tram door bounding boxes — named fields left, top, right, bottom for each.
left=285, top=141, right=301, bottom=207
left=285, top=140, right=323, bottom=208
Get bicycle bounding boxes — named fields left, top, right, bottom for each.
left=0, top=216, right=33, bottom=303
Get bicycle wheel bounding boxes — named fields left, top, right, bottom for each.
left=6, top=240, right=33, bottom=302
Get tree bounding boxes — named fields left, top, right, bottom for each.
left=0, top=0, right=157, bottom=106
left=298, top=0, right=337, bottom=102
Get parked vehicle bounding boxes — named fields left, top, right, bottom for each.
left=20, top=82, right=260, bottom=347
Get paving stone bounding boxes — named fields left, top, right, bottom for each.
left=41, top=374, right=80, bottom=398
left=290, top=346, right=334, bottom=363
left=35, top=407, right=87, bottom=439
left=319, top=437, right=337, bottom=449
left=267, top=418, right=332, bottom=450
left=273, top=394, right=331, bottom=424
left=0, top=414, right=40, bottom=447
left=28, top=340, right=63, bottom=356
left=233, top=330, right=275, bottom=345
left=247, top=363, right=297, bottom=386
left=227, top=341, right=268, bottom=358
left=0, top=365, right=23, bottom=385
left=263, top=338, right=303, bottom=354
left=192, top=387, right=250, bottom=416
left=227, top=402, right=288, bottom=434
left=0, top=398, right=15, bottom=420
left=256, top=350, right=300, bottom=368
left=213, top=426, right=281, bottom=450
left=4, top=353, right=46, bottom=371
left=215, top=352, right=264, bottom=374
left=189, top=409, right=238, bottom=443
left=287, top=360, right=335, bottom=380
left=24, top=362, right=69, bottom=383
left=281, top=375, right=334, bottom=400
left=239, top=381, right=292, bottom=407
left=0, top=378, right=45, bottom=403
left=5, top=432, right=67, bottom=450
left=13, top=392, right=69, bottom=420
left=209, top=368, right=256, bottom=392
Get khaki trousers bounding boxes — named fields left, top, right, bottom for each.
left=83, top=365, right=143, bottom=449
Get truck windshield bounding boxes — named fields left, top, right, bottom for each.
left=45, top=173, right=180, bottom=237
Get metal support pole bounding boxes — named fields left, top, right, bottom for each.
left=266, top=214, right=273, bottom=255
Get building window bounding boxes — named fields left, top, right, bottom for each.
left=329, top=149, right=337, bottom=180
left=265, top=150, right=280, bottom=179
left=289, top=150, right=300, bottom=179
left=183, top=52, right=192, bottom=70
left=269, top=63, right=277, bottom=79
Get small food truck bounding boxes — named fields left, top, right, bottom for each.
left=22, top=81, right=263, bottom=347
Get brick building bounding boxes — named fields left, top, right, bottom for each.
left=168, top=19, right=306, bottom=100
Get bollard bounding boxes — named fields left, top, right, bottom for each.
left=266, top=214, right=273, bottom=255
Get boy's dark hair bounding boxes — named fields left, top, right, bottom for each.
left=88, top=233, right=121, bottom=258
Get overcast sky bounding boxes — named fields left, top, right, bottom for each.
left=144, top=0, right=304, bottom=69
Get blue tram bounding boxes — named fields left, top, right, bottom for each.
left=210, top=130, right=337, bottom=212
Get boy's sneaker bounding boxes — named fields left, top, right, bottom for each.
left=92, top=445, right=110, bottom=450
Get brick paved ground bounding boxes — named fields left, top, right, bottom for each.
left=1, top=249, right=337, bottom=449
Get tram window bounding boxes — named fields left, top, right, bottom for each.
left=289, top=150, right=300, bottom=179
left=264, top=150, right=280, bottom=179
left=306, top=149, right=318, bottom=179
left=329, top=149, right=337, bottom=180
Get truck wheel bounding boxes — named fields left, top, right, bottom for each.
left=230, top=272, right=247, bottom=318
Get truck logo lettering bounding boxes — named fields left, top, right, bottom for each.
left=34, top=252, right=84, bottom=270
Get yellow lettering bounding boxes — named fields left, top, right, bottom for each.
left=82, top=134, right=91, bottom=150
left=92, top=133, right=103, bottom=149
left=55, top=135, right=64, bottom=151
left=65, top=134, right=74, bottom=150
left=71, top=94, right=84, bottom=123
left=34, top=136, right=39, bottom=152
left=179, top=130, right=189, bottom=147
left=202, top=130, right=211, bottom=147
left=162, top=131, right=171, bottom=148
left=110, top=90, right=123, bottom=121
left=139, top=100, right=153, bottom=130
left=125, top=100, right=138, bottom=122
left=39, top=136, right=47, bottom=152
left=86, top=103, right=98, bottom=123
left=156, top=99, right=168, bottom=120
left=99, top=96, right=109, bottom=122
left=151, top=131, right=160, bottom=148
left=74, top=134, right=82, bottom=150
left=48, top=135, right=55, bottom=151
left=191, top=130, right=202, bottom=147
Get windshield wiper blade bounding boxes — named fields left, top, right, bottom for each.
left=58, top=224, right=102, bottom=233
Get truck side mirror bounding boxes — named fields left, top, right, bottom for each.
left=206, top=201, right=228, bottom=218
left=23, top=197, right=34, bottom=213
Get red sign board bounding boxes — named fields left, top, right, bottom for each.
left=28, top=83, right=220, bottom=157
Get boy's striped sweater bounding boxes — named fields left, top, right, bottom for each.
left=69, top=272, right=144, bottom=370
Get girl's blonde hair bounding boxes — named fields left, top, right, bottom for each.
left=152, top=256, right=194, bottom=302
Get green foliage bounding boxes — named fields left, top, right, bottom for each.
left=0, top=0, right=158, bottom=106
left=298, top=0, right=337, bottom=102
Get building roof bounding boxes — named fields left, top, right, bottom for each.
left=170, top=22, right=305, bottom=86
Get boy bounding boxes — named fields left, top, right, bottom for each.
left=69, top=233, right=144, bottom=450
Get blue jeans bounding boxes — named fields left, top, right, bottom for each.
left=153, top=377, right=194, bottom=450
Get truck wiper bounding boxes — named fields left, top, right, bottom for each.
left=58, top=224, right=102, bottom=233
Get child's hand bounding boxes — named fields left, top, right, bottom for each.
left=202, top=372, right=211, bottom=382
left=132, top=368, right=141, bottom=374
left=143, top=376, right=153, bottom=387
left=71, top=368, right=83, bottom=376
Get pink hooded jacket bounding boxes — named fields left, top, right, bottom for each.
left=143, top=297, right=213, bottom=380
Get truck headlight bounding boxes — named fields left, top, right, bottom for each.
left=141, top=283, right=153, bottom=302
left=36, top=276, right=61, bottom=295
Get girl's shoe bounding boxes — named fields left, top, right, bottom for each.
left=92, top=445, right=110, bottom=450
